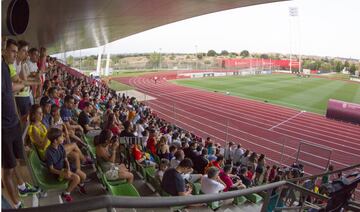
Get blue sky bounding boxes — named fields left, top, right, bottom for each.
left=55, top=0, right=360, bottom=59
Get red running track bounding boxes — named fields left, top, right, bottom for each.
left=115, top=72, right=360, bottom=194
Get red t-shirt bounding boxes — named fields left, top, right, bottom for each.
left=132, top=146, right=143, bottom=161
left=247, top=170, right=254, bottom=180
left=146, top=137, right=156, bottom=155
left=219, top=172, right=233, bottom=192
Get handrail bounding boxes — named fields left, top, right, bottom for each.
left=4, top=181, right=286, bottom=212
left=287, top=163, right=360, bottom=183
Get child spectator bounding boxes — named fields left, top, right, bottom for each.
left=45, top=128, right=87, bottom=202
left=155, top=159, right=170, bottom=182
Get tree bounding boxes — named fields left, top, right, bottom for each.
left=344, top=60, right=350, bottom=68
left=220, top=50, right=229, bottom=56
left=335, top=61, right=344, bottom=72
left=349, top=63, right=357, bottom=75
left=240, top=50, right=250, bottom=58
left=196, top=53, right=203, bottom=60
left=148, top=52, right=162, bottom=68
left=260, top=54, right=269, bottom=59
left=66, top=55, right=74, bottom=66
left=207, top=50, right=217, bottom=57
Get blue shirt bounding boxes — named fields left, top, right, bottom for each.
left=42, top=113, right=52, bottom=129
left=60, top=106, right=73, bottom=123
left=45, top=144, right=66, bottom=170
left=2, top=60, right=19, bottom=129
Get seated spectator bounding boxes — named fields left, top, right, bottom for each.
left=205, top=155, right=224, bottom=173
left=45, top=128, right=87, bottom=202
left=78, top=92, right=90, bottom=110
left=238, top=167, right=252, bottom=188
left=78, top=102, right=100, bottom=134
left=168, top=145, right=177, bottom=160
left=155, top=158, right=170, bottom=182
left=157, top=136, right=170, bottom=160
left=171, top=132, right=181, bottom=148
left=161, top=158, right=194, bottom=196
left=40, top=96, right=52, bottom=129
left=194, top=149, right=209, bottom=174
left=95, top=130, right=134, bottom=183
left=61, top=95, right=84, bottom=134
left=247, top=166, right=254, bottom=181
left=200, top=167, right=226, bottom=194
left=105, top=113, right=122, bottom=135
left=170, top=150, right=184, bottom=168
left=28, top=104, right=51, bottom=160
left=219, top=165, right=246, bottom=191
left=119, top=120, right=135, bottom=137
left=48, top=87, right=61, bottom=107
left=132, top=144, right=156, bottom=166
left=146, top=129, right=157, bottom=155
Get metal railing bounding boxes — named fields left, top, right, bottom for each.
left=4, top=164, right=360, bottom=212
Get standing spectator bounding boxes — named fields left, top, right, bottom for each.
left=161, top=158, right=194, bottom=196
left=240, top=150, right=250, bottom=167
left=321, top=164, right=334, bottom=185
left=200, top=167, right=226, bottom=194
left=2, top=39, right=38, bottom=209
left=268, top=165, right=277, bottom=183
left=26, top=48, right=40, bottom=99
left=233, top=144, right=244, bottom=165
left=14, top=40, right=39, bottom=122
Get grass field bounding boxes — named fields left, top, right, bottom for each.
left=173, top=74, right=360, bottom=114
left=108, top=80, right=133, bottom=91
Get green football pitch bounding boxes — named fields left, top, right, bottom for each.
left=173, top=74, right=360, bottom=114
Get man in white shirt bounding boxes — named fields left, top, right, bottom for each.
left=201, top=167, right=226, bottom=194
left=233, top=144, right=245, bottom=165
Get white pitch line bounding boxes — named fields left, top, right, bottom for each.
left=269, top=110, right=306, bottom=130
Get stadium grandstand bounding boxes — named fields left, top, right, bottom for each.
left=1, top=0, right=360, bottom=211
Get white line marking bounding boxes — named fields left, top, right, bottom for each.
left=269, top=111, right=306, bottom=130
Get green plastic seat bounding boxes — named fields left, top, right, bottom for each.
left=233, top=195, right=248, bottom=205
left=144, top=166, right=156, bottom=182
left=191, top=182, right=201, bottom=195
left=103, top=177, right=140, bottom=197
left=28, top=150, right=68, bottom=190
left=245, top=193, right=263, bottom=204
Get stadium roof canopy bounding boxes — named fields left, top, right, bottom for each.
left=2, top=0, right=285, bottom=54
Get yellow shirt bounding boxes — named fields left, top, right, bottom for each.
left=28, top=123, right=51, bottom=160
left=9, top=64, right=17, bottom=78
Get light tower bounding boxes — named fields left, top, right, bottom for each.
left=289, top=6, right=301, bottom=73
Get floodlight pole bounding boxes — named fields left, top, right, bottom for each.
left=195, top=45, right=198, bottom=70
left=289, top=6, right=299, bottom=73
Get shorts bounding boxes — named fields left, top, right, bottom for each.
left=2, top=123, right=24, bottom=169
left=15, top=96, right=32, bottom=116
left=105, top=168, right=120, bottom=181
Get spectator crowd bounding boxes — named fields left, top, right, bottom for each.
left=2, top=38, right=338, bottom=209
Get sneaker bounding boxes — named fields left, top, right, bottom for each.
left=78, top=184, right=87, bottom=195
left=61, top=193, right=73, bottom=203
left=18, top=183, right=40, bottom=197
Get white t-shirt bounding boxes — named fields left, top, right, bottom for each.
left=170, top=159, right=180, bottom=168
left=201, top=175, right=225, bottom=194
left=137, top=124, right=144, bottom=138
left=26, top=59, right=38, bottom=73
left=233, top=148, right=244, bottom=164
